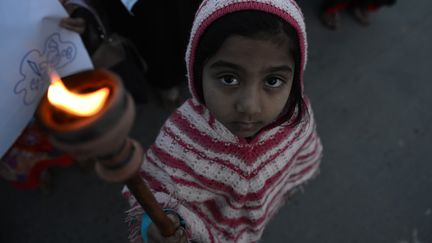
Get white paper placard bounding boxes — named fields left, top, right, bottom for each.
left=0, top=0, right=93, bottom=158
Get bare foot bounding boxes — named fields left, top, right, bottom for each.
left=321, top=12, right=340, bottom=30
left=351, top=7, right=370, bottom=26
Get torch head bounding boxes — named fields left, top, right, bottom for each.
left=38, top=69, right=135, bottom=160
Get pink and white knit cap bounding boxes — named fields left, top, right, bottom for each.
left=186, top=0, right=308, bottom=101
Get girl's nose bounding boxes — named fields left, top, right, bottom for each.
left=235, top=86, right=262, bottom=116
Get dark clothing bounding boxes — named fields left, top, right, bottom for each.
left=92, top=0, right=134, bottom=38
left=68, top=0, right=148, bottom=103
left=84, top=0, right=201, bottom=91
left=69, top=7, right=104, bottom=56
left=129, top=1, right=201, bottom=90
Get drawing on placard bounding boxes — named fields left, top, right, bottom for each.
left=14, top=33, right=77, bottom=106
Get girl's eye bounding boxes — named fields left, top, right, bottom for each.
left=265, top=77, right=285, bottom=88
left=219, top=75, right=239, bottom=86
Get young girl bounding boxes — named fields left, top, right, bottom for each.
left=123, top=0, right=323, bottom=242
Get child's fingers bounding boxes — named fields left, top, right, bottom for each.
left=171, top=228, right=188, bottom=243
left=148, top=214, right=187, bottom=243
left=165, top=214, right=188, bottom=242
left=167, top=213, right=181, bottom=228
left=59, top=17, right=86, bottom=34
left=148, top=227, right=187, bottom=243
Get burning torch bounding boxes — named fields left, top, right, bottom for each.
left=37, top=69, right=176, bottom=237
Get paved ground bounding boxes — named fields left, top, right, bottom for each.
left=1, top=1, right=431, bottom=242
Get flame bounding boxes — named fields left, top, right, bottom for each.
left=47, top=73, right=109, bottom=117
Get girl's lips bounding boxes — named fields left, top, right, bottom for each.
left=232, top=121, right=261, bottom=130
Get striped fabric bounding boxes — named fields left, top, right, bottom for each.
left=123, top=0, right=323, bottom=242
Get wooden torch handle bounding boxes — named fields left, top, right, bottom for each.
left=125, top=173, right=177, bottom=236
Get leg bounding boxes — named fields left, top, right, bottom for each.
left=321, top=0, right=350, bottom=30
left=350, top=0, right=396, bottom=26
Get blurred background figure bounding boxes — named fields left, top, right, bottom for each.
left=59, top=0, right=108, bottom=57
left=60, top=0, right=202, bottom=109
left=0, top=121, right=73, bottom=194
left=59, top=0, right=149, bottom=104
left=321, top=0, right=396, bottom=29
left=125, top=0, right=201, bottom=109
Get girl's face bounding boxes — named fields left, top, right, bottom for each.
left=202, top=35, right=295, bottom=138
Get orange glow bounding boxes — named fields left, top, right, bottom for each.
left=47, top=73, right=109, bottom=117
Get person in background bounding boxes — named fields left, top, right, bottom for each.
left=59, top=0, right=106, bottom=56
left=125, top=0, right=201, bottom=109
left=123, top=0, right=323, bottom=242
left=60, top=0, right=202, bottom=108
left=0, top=121, right=73, bottom=193
left=321, top=0, right=396, bottom=30
left=59, top=0, right=149, bottom=104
